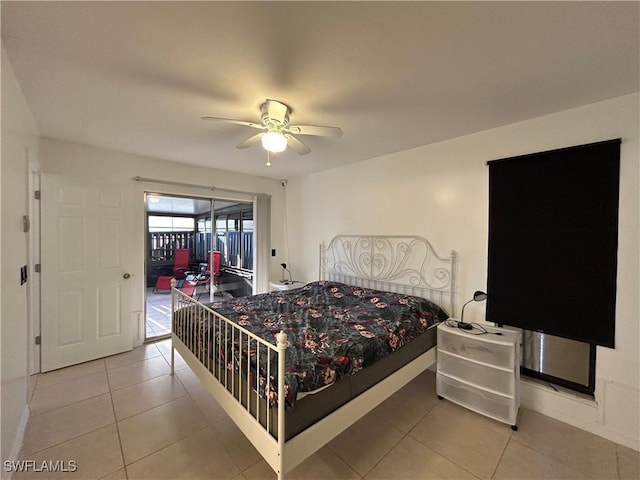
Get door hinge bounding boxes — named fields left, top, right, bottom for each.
left=35, top=336, right=41, bottom=345
left=34, top=190, right=41, bottom=200
left=35, top=264, right=41, bottom=273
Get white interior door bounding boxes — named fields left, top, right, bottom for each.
left=41, top=174, right=133, bottom=372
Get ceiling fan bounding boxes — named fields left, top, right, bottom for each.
left=202, top=99, right=342, bottom=155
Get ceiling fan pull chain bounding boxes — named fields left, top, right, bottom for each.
left=266, top=150, right=271, bottom=167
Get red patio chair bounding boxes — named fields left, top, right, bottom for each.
left=191, top=251, right=221, bottom=300
left=180, top=278, right=198, bottom=297
left=172, top=248, right=191, bottom=279
left=205, top=251, right=221, bottom=285
left=153, top=275, right=173, bottom=293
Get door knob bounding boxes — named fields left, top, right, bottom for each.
left=123, top=273, right=131, bottom=279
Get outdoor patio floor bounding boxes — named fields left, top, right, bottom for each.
left=145, top=288, right=172, bottom=339
left=145, top=286, right=232, bottom=340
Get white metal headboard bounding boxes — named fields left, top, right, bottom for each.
left=319, top=235, right=457, bottom=315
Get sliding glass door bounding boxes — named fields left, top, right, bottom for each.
left=144, top=194, right=213, bottom=340
left=214, top=202, right=254, bottom=297
left=144, top=195, right=256, bottom=340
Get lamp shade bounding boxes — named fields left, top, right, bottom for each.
left=262, top=131, right=287, bottom=153
left=460, top=290, right=488, bottom=326
left=473, top=290, right=488, bottom=302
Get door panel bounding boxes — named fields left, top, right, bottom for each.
left=41, top=174, right=132, bottom=371
left=98, top=284, right=122, bottom=337
left=57, top=290, right=83, bottom=345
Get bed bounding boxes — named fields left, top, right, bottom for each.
left=170, top=235, right=456, bottom=479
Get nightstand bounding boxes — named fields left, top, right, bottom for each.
left=436, top=321, right=520, bottom=430
left=269, top=281, right=304, bottom=292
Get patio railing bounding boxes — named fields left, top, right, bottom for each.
left=149, top=231, right=195, bottom=262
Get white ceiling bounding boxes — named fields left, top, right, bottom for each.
left=2, top=2, right=638, bottom=180
left=145, top=195, right=239, bottom=215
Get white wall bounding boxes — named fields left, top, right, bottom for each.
left=1, top=47, right=40, bottom=470
left=39, top=138, right=285, bottom=344
left=286, top=94, right=640, bottom=450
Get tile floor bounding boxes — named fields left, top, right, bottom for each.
left=16, top=340, right=639, bottom=480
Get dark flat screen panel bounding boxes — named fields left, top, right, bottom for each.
left=486, top=140, right=620, bottom=347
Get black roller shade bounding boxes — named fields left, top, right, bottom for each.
left=486, top=139, right=620, bottom=348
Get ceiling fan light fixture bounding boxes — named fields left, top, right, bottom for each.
left=202, top=99, right=340, bottom=156
left=261, top=131, right=287, bottom=153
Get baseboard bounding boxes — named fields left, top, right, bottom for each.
left=3, top=406, right=30, bottom=480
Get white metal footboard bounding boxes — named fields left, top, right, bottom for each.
left=170, top=281, right=288, bottom=478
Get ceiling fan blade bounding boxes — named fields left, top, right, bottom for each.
left=284, top=134, right=311, bottom=155
left=286, top=124, right=343, bottom=138
left=236, top=133, right=265, bottom=149
left=201, top=116, right=264, bottom=129
left=264, top=99, right=289, bottom=124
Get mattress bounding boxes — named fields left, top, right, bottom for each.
left=282, top=323, right=437, bottom=440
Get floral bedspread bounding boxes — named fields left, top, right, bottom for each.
left=191, top=281, right=447, bottom=407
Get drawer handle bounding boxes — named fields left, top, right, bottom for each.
left=461, top=345, right=493, bottom=355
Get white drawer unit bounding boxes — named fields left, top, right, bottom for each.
left=436, top=322, right=520, bottom=429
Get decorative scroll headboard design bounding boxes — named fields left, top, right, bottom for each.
left=320, top=235, right=457, bottom=315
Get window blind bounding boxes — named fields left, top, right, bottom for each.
left=486, top=139, right=621, bottom=347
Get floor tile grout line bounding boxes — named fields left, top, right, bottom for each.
left=114, top=388, right=200, bottom=426
left=508, top=435, right=614, bottom=479
left=324, top=375, right=441, bottom=470
left=20, top=421, right=119, bottom=459
left=28, top=372, right=39, bottom=403
left=404, top=430, right=484, bottom=479
left=107, top=359, right=130, bottom=480
left=425, top=440, right=482, bottom=479
left=350, top=429, right=408, bottom=479
left=31, top=367, right=109, bottom=392
left=121, top=423, right=210, bottom=471
left=33, top=365, right=108, bottom=385
left=105, top=355, right=173, bottom=393
left=615, top=447, right=628, bottom=480
left=171, top=368, right=229, bottom=426
left=108, top=367, right=174, bottom=393
left=28, top=391, right=112, bottom=419
left=169, top=366, right=248, bottom=476
left=20, top=355, right=113, bottom=459
left=105, top=353, right=165, bottom=373
left=217, top=431, right=253, bottom=477
left=490, top=433, right=512, bottom=479
left=400, top=398, right=439, bottom=436
left=345, top=458, right=364, bottom=480
left=112, top=388, right=189, bottom=423
left=239, top=456, right=263, bottom=474
left=26, top=380, right=115, bottom=420
left=33, top=361, right=106, bottom=389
